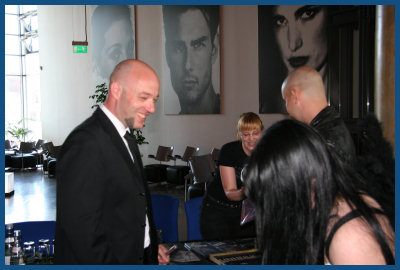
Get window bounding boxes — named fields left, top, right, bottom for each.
left=5, top=5, right=41, bottom=145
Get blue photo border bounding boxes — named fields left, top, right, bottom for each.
left=1, top=0, right=398, bottom=269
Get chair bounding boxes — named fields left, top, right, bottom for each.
left=166, top=146, right=199, bottom=185
left=42, top=142, right=60, bottom=176
left=48, top=145, right=61, bottom=177
left=5, top=154, right=14, bottom=169
left=210, top=147, right=220, bottom=172
left=19, top=141, right=35, bottom=153
left=10, top=141, right=37, bottom=170
left=5, top=140, right=13, bottom=150
left=150, top=194, right=179, bottom=243
left=41, top=142, right=52, bottom=175
left=5, top=140, right=16, bottom=169
left=8, top=221, right=56, bottom=249
left=144, top=146, right=174, bottom=183
left=211, top=147, right=220, bottom=163
left=41, top=141, right=53, bottom=155
left=186, top=154, right=216, bottom=200
left=33, top=139, right=46, bottom=152
left=32, top=139, right=46, bottom=167
left=184, top=197, right=203, bottom=241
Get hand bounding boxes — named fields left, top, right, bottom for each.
left=157, top=244, right=170, bottom=265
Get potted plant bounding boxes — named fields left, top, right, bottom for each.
left=6, top=119, right=32, bottom=146
left=89, top=83, right=149, bottom=145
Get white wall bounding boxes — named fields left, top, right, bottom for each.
left=39, top=5, right=93, bottom=145
left=39, top=5, right=286, bottom=166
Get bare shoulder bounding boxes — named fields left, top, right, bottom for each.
left=328, top=215, right=387, bottom=264
left=328, top=197, right=394, bottom=265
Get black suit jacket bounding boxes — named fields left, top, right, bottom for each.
left=55, top=108, right=158, bottom=264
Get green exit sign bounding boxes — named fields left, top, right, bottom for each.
left=73, top=46, right=87, bottom=53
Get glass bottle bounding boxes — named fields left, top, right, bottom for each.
left=51, top=239, right=55, bottom=256
left=38, top=239, right=50, bottom=263
left=11, top=230, right=25, bottom=265
left=49, top=239, right=55, bottom=264
left=5, top=224, right=14, bottom=265
left=23, top=241, right=35, bottom=264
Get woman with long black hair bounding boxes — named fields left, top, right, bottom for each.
left=243, top=119, right=394, bottom=264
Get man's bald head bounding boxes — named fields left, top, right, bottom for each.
left=281, top=66, right=328, bottom=124
left=104, top=59, right=160, bottom=129
left=282, top=66, right=326, bottom=99
left=109, top=59, right=159, bottom=89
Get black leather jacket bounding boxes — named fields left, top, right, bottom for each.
left=310, top=106, right=356, bottom=164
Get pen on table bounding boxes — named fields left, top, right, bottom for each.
left=166, top=244, right=177, bottom=255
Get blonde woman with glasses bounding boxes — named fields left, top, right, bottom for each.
left=199, top=112, right=264, bottom=240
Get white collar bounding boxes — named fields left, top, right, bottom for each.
left=100, top=104, right=130, bottom=137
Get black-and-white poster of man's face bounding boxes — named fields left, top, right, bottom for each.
left=162, top=5, right=221, bottom=114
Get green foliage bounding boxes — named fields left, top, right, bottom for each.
left=89, top=83, right=108, bottom=109
left=6, top=119, right=32, bottom=143
left=89, top=83, right=149, bottom=145
left=133, top=129, right=149, bottom=145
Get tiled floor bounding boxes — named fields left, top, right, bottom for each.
left=5, top=170, right=189, bottom=242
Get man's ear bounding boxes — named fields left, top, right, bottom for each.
left=109, top=81, right=122, bottom=100
left=211, top=27, right=219, bottom=64
left=291, top=89, right=300, bottom=104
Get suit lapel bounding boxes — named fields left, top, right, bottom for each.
left=94, top=109, right=157, bottom=254
left=94, top=109, right=145, bottom=191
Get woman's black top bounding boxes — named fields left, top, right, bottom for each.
left=206, top=140, right=247, bottom=203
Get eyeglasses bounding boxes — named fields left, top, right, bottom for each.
left=240, top=130, right=261, bottom=139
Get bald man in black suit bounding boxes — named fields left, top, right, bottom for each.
left=55, top=60, right=169, bottom=264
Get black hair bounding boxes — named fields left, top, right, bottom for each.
left=91, top=5, right=133, bottom=64
left=353, top=114, right=395, bottom=229
left=243, top=119, right=394, bottom=264
left=162, top=5, right=219, bottom=45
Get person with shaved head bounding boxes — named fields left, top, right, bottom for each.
left=281, top=66, right=356, bottom=164
left=56, top=59, right=170, bottom=265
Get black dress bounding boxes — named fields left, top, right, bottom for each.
left=199, top=141, right=255, bottom=240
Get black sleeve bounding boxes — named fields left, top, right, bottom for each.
left=218, top=142, right=235, bottom=167
left=57, top=130, right=116, bottom=264
left=218, top=141, right=244, bottom=168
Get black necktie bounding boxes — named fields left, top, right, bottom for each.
left=124, top=130, right=143, bottom=172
